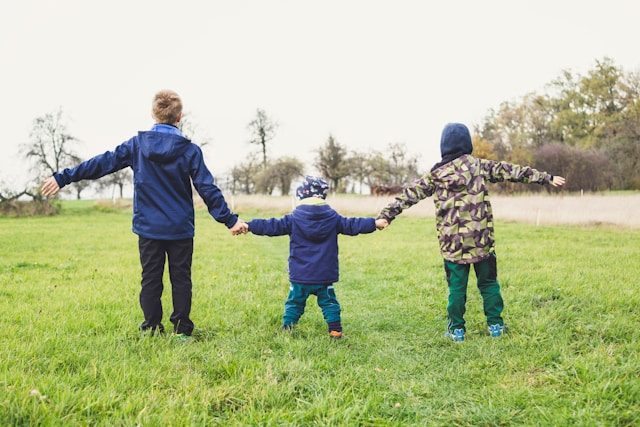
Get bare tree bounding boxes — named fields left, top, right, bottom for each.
left=345, top=151, right=370, bottom=194
left=231, top=156, right=262, bottom=194
left=96, top=169, right=133, bottom=199
left=271, top=156, right=304, bottom=196
left=0, top=186, right=39, bottom=203
left=71, top=180, right=92, bottom=200
left=359, top=144, right=421, bottom=195
left=20, top=108, right=93, bottom=198
left=365, top=152, right=392, bottom=189
left=254, top=164, right=278, bottom=195
left=178, top=112, right=211, bottom=148
left=387, top=142, right=421, bottom=185
left=22, top=108, right=80, bottom=179
left=247, top=109, right=277, bottom=168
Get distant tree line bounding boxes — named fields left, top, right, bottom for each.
left=232, top=58, right=639, bottom=195
left=230, top=124, right=421, bottom=196
left=475, top=57, right=640, bottom=192
left=2, top=57, right=638, bottom=213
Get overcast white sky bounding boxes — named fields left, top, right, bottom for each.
left=1, top=0, right=639, bottom=191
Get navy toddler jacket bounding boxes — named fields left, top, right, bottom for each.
left=53, top=128, right=237, bottom=239
left=247, top=203, right=376, bottom=285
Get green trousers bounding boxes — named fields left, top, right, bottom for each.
left=283, top=283, right=341, bottom=327
left=444, top=253, right=504, bottom=332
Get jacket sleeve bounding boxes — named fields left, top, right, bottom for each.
left=338, top=217, right=376, bottom=236
left=377, top=175, right=436, bottom=223
left=247, top=216, right=292, bottom=236
left=481, top=159, right=551, bottom=184
left=53, top=140, right=133, bottom=188
left=190, top=145, right=238, bottom=228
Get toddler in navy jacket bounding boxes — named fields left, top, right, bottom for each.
left=247, top=176, right=386, bottom=338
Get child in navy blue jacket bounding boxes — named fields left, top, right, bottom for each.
left=246, top=176, right=386, bottom=338
left=41, top=90, right=247, bottom=340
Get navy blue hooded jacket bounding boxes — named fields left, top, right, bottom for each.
left=53, top=126, right=238, bottom=239
left=247, top=201, right=376, bottom=285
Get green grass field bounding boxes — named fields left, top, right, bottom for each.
left=1, top=200, right=639, bottom=426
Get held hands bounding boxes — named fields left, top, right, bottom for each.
left=230, top=220, right=249, bottom=236
left=41, top=177, right=61, bottom=197
left=551, top=176, right=566, bottom=187
left=375, top=218, right=389, bottom=230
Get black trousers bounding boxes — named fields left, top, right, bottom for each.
left=138, top=236, right=194, bottom=335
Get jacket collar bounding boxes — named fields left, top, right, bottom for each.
left=298, top=197, right=326, bottom=206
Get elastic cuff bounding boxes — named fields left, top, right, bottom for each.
left=226, top=216, right=239, bottom=228
left=328, top=321, right=342, bottom=333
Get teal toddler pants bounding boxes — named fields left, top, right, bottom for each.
left=444, top=253, right=504, bottom=332
left=283, top=283, right=341, bottom=327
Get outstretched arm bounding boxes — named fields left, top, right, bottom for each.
left=52, top=142, right=134, bottom=191
left=484, top=159, right=562, bottom=187
left=338, top=217, right=377, bottom=235
left=246, top=216, right=292, bottom=236
left=377, top=176, right=435, bottom=224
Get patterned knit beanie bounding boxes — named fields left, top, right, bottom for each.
left=296, top=176, right=329, bottom=200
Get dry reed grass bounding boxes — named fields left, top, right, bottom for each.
left=223, top=192, right=640, bottom=229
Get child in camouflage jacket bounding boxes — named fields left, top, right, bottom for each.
left=377, top=123, right=565, bottom=342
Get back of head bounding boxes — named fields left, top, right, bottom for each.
left=152, top=90, right=182, bottom=125
left=296, top=176, right=329, bottom=200
left=440, top=123, right=473, bottom=158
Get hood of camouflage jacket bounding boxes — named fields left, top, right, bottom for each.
left=431, top=123, right=473, bottom=171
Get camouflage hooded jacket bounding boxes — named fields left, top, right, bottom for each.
left=378, top=154, right=552, bottom=264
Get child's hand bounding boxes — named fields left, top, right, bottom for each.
left=230, top=220, right=249, bottom=236
left=375, top=218, right=389, bottom=230
left=41, top=177, right=60, bottom=196
left=551, top=176, right=566, bottom=187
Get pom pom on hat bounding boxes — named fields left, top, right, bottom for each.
left=296, top=176, right=329, bottom=200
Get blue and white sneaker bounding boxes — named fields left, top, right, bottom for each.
left=445, top=328, right=465, bottom=342
left=488, top=324, right=506, bottom=337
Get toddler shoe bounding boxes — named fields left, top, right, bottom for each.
left=329, top=330, right=343, bottom=339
